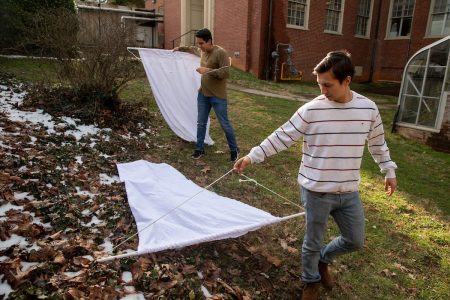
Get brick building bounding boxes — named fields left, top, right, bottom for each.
left=145, top=0, right=450, bottom=151
left=145, top=0, right=449, bottom=83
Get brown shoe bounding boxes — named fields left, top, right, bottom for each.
left=318, top=261, right=334, bottom=290
left=301, top=282, right=320, bottom=300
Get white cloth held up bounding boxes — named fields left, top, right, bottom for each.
left=138, top=48, right=214, bottom=145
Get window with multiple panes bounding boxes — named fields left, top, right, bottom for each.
left=428, top=0, right=450, bottom=36
left=325, top=0, right=344, bottom=32
left=388, top=0, right=415, bottom=37
left=287, top=0, right=309, bottom=28
left=355, top=0, right=372, bottom=36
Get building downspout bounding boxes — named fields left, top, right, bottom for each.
left=264, top=0, right=273, bottom=80
left=369, top=0, right=383, bottom=82
left=246, top=0, right=253, bottom=72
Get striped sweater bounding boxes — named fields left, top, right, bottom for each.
left=247, top=91, right=397, bottom=193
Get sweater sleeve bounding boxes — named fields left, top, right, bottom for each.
left=177, top=46, right=201, bottom=57
left=208, top=48, right=230, bottom=80
left=247, top=105, right=308, bottom=164
left=367, top=106, right=397, bottom=178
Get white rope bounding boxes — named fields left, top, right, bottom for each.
left=127, top=47, right=141, bottom=60
left=106, top=168, right=235, bottom=255
left=96, top=169, right=305, bottom=263
left=239, top=174, right=304, bottom=210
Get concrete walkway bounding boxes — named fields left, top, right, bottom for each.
left=228, top=83, right=310, bottom=103
left=228, top=83, right=398, bottom=109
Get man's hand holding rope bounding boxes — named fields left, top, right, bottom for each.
left=233, top=156, right=252, bottom=174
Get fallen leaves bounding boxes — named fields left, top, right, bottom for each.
left=0, top=75, right=303, bottom=299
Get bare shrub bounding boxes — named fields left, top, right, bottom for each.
left=23, top=8, right=141, bottom=112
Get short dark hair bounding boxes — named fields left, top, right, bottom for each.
left=313, top=50, right=355, bottom=83
left=195, top=28, right=212, bottom=43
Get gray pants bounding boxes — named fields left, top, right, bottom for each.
left=300, top=187, right=365, bottom=283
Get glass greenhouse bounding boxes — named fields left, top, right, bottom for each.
left=397, top=35, right=450, bottom=132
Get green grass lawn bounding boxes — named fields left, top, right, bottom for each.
left=1, top=57, right=449, bottom=299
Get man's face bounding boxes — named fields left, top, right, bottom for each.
left=316, top=70, right=351, bottom=103
left=196, top=37, right=212, bottom=52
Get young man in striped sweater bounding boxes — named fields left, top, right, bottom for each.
left=233, top=50, right=397, bottom=300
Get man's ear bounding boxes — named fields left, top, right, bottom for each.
left=345, top=76, right=352, bottom=85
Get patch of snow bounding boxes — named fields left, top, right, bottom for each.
left=83, top=216, right=104, bottom=227
left=123, top=248, right=137, bottom=254
left=0, top=203, right=23, bottom=216
left=63, top=271, right=83, bottom=278
left=66, top=124, right=101, bottom=141
left=201, top=285, right=212, bottom=298
left=0, top=234, right=29, bottom=251
left=120, top=294, right=145, bottom=300
left=0, top=256, right=9, bottom=262
left=197, top=271, right=203, bottom=279
left=99, top=173, right=120, bottom=185
left=0, top=88, right=112, bottom=144
left=18, top=166, right=28, bottom=172
left=0, top=274, right=13, bottom=299
left=21, top=261, right=39, bottom=271
left=124, top=286, right=135, bottom=293
left=82, top=255, right=94, bottom=261
left=75, top=187, right=97, bottom=198
left=14, top=192, right=34, bottom=201
left=100, top=238, right=114, bottom=254
left=26, top=242, right=41, bottom=251
left=29, top=212, right=52, bottom=229
left=0, top=141, right=12, bottom=149
left=28, top=136, right=37, bottom=145
left=75, top=156, right=83, bottom=165
left=122, top=271, right=133, bottom=283
left=81, top=209, right=91, bottom=216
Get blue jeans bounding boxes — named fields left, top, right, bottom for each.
left=300, top=187, right=365, bottom=283
left=196, top=92, right=238, bottom=151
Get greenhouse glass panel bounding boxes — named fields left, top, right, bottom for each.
left=403, top=51, right=427, bottom=96
left=445, top=14, right=450, bottom=34
left=418, top=97, right=440, bottom=127
left=399, top=96, right=420, bottom=123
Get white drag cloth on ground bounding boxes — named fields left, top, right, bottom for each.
left=138, top=48, right=214, bottom=145
left=116, top=160, right=283, bottom=254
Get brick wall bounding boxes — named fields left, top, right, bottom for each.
left=147, top=0, right=447, bottom=82
left=269, top=0, right=374, bottom=82
left=249, top=0, right=269, bottom=79
left=371, top=0, right=442, bottom=81
left=214, top=0, right=250, bottom=71
left=146, top=0, right=180, bottom=48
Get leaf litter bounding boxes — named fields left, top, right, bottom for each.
left=0, top=74, right=301, bottom=299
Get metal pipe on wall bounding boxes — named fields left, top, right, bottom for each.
left=77, top=4, right=164, bottom=17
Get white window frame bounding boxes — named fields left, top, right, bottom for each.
left=355, top=0, right=374, bottom=38
left=286, top=0, right=310, bottom=30
left=324, top=0, right=345, bottom=35
left=386, top=0, right=415, bottom=40
left=426, top=0, right=450, bottom=37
